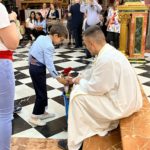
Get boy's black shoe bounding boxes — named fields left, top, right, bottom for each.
left=58, top=139, right=68, bottom=150
left=14, top=105, right=22, bottom=114
left=62, top=126, right=68, bottom=132
left=58, top=139, right=83, bottom=150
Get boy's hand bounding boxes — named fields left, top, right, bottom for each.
left=56, top=76, right=68, bottom=85
left=65, top=76, right=73, bottom=85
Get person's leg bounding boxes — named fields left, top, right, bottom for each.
left=0, top=60, right=14, bottom=150
left=29, top=64, right=47, bottom=115
left=114, top=32, right=120, bottom=49
left=25, top=28, right=32, bottom=40
left=68, top=32, right=72, bottom=45
left=106, top=31, right=114, bottom=46
left=72, top=28, right=80, bottom=48
left=29, top=63, right=48, bottom=126
left=67, top=23, right=72, bottom=45
left=84, top=24, right=92, bottom=58
left=78, top=24, right=83, bottom=47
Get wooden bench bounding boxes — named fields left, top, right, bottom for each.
left=83, top=88, right=150, bottom=150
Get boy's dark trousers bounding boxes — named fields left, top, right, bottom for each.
left=29, top=60, right=48, bottom=115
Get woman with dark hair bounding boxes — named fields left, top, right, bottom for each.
left=32, top=12, right=47, bottom=39
left=25, top=11, right=36, bottom=40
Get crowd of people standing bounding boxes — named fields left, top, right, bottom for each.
left=24, top=0, right=121, bottom=50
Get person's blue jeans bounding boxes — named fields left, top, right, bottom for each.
left=29, top=58, right=47, bottom=115
left=0, top=59, right=14, bottom=150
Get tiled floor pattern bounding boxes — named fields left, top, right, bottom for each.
left=12, top=42, right=150, bottom=140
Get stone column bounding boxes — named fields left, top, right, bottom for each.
left=119, top=13, right=131, bottom=54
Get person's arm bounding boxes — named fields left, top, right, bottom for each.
left=77, top=59, right=119, bottom=95
left=93, top=0, right=102, bottom=13
left=25, top=18, right=30, bottom=28
left=0, top=11, right=19, bottom=50
left=44, top=45, right=67, bottom=85
left=56, top=75, right=68, bottom=85
left=80, top=2, right=88, bottom=13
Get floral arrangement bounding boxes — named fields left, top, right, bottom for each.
left=62, top=67, right=73, bottom=77
left=61, top=67, right=73, bottom=98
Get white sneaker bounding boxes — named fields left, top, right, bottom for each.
left=29, top=117, right=46, bottom=126
left=39, top=112, right=55, bottom=120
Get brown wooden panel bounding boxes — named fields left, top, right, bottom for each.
left=120, top=89, right=150, bottom=150
left=11, top=137, right=62, bottom=150
left=83, top=128, right=122, bottom=150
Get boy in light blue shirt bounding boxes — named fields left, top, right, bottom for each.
left=29, top=23, right=68, bottom=126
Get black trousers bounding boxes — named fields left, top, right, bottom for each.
left=72, top=24, right=83, bottom=48
left=25, top=28, right=33, bottom=40
left=106, top=32, right=120, bottom=49
left=29, top=62, right=47, bottom=115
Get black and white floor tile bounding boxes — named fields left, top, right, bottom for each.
left=12, top=41, right=150, bottom=139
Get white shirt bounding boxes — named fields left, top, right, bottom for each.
left=0, top=3, right=10, bottom=50
left=80, top=0, right=102, bottom=26
left=26, top=18, right=35, bottom=29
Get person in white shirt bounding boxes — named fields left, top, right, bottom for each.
left=0, top=1, right=19, bottom=150
left=80, top=0, right=102, bottom=28
left=25, top=11, right=36, bottom=41
left=80, top=0, right=102, bottom=58
left=58, top=25, right=143, bottom=150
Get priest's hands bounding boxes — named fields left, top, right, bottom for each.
left=56, top=75, right=81, bottom=85
left=72, top=76, right=81, bottom=84
left=65, top=76, right=81, bottom=85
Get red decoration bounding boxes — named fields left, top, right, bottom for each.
left=62, top=67, right=73, bottom=76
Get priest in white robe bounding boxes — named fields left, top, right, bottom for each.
left=58, top=25, right=143, bottom=150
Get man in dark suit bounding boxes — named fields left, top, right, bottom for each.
left=69, top=0, right=84, bottom=48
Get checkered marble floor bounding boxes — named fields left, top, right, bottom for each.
left=12, top=41, right=150, bottom=140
